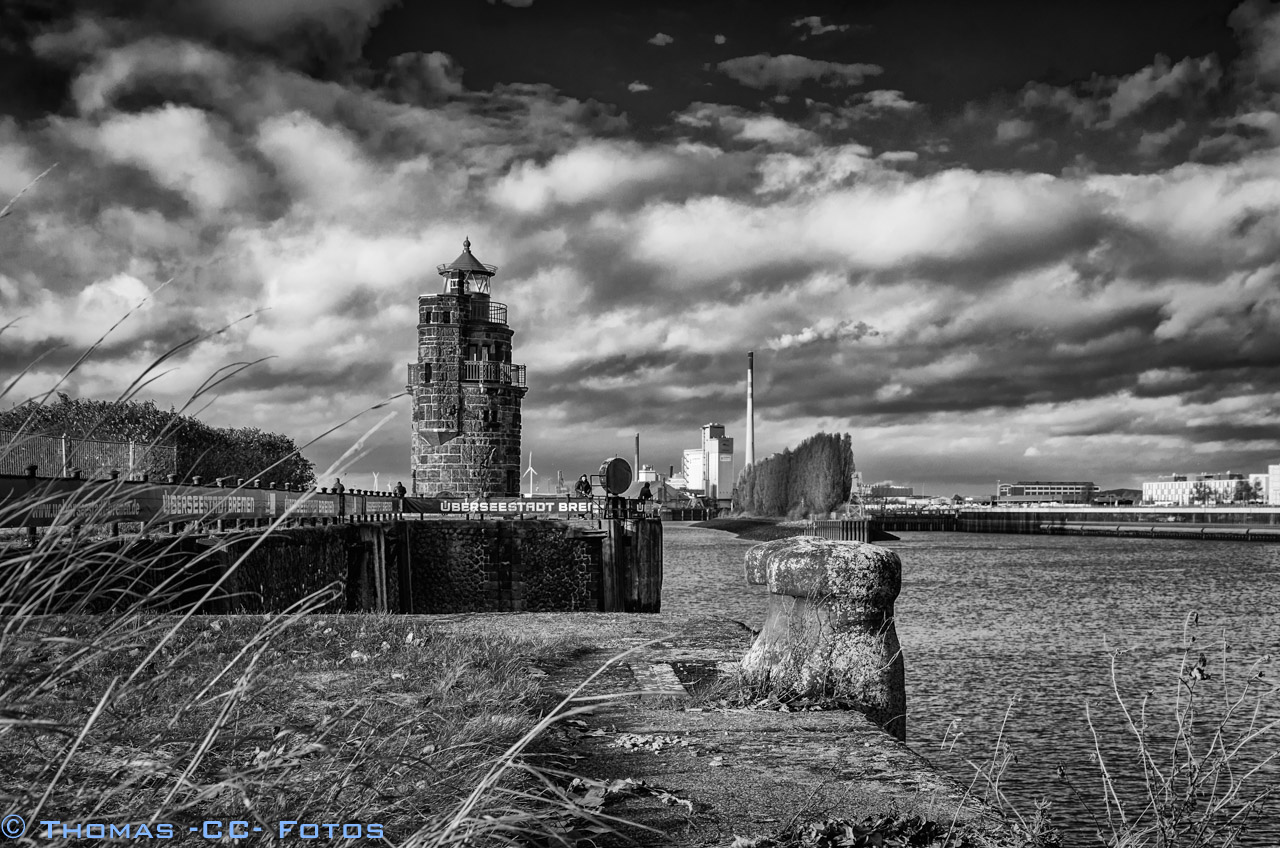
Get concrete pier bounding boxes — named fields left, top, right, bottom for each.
left=420, top=612, right=1020, bottom=847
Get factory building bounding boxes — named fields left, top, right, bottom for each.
left=679, top=423, right=735, bottom=500
left=996, top=481, right=1096, bottom=504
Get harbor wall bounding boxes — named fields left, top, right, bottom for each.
left=1, top=518, right=665, bottom=614
left=868, top=507, right=1280, bottom=539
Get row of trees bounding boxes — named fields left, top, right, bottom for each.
left=732, top=432, right=855, bottom=517
left=1187, top=480, right=1266, bottom=505
left=0, top=393, right=315, bottom=487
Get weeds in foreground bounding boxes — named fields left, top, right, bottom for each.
left=729, top=814, right=1036, bottom=848
left=961, top=613, right=1279, bottom=848
left=0, top=605, right=619, bottom=845
left=0, top=359, right=624, bottom=844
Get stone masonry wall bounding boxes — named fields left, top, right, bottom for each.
left=406, top=519, right=602, bottom=613
left=410, top=292, right=525, bottom=496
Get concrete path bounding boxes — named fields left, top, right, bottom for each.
left=421, top=613, right=1024, bottom=847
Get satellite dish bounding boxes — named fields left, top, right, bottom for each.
left=599, top=458, right=633, bottom=496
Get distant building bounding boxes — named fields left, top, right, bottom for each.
left=996, top=481, right=1095, bottom=504
left=703, top=423, right=734, bottom=500
left=681, top=448, right=704, bottom=493
left=677, top=423, right=735, bottom=501
left=1141, top=471, right=1247, bottom=506
left=869, top=482, right=913, bottom=498
left=1093, top=489, right=1139, bottom=507
left=1270, top=465, right=1280, bottom=505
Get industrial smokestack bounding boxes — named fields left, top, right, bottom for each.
left=746, top=351, right=755, bottom=469
left=635, top=433, right=640, bottom=474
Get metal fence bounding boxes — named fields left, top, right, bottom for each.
left=0, top=429, right=177, bottom=480
left=461, top=361, right=527, bottom=387
left=805, top=518, right=871, bottom=542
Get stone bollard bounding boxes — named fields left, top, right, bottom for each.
left=740, top=536, right=906, bottom=741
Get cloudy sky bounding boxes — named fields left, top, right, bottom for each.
left=2, top=0, right=1279, bottom=496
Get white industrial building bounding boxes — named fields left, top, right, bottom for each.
left=1141, top=470, right=1266, bottom=506
left=680, top=423, right=735, bottom=500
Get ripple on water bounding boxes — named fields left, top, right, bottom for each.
left=662, top=526, right=1280, bottom=846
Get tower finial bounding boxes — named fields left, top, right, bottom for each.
left=463, top=236, right=471, bottom=252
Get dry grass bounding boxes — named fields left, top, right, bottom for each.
left=0, top=603, right=615, bottom=844
left=0, top=404, right=617, bottom=845
left=0, top=177, right=633, bottom=846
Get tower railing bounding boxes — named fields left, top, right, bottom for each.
left=467, top=300, right=507, bottom=324
left=462, top=361, right=526, bottom=387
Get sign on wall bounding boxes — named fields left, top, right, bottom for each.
left=0, top=474, right=596, bottom=528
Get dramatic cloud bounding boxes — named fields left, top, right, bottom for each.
left=648, top=33, right=673, bottom=46
left=791, top=16, right=850, bottom=38
left=717, top=54, right=882, bottom=91
left=4, top=2, right=1280, bottom=494
left=382, top=51, right=465, bottom=101
left=676, top=103, right=817, bottom=148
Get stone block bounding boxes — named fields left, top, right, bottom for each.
left=740, top=536, right=906, bottom=741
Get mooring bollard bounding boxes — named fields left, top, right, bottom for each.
left=740, top=536, right=906, bottom=741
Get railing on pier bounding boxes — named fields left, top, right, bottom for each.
left=805, top=518, right=870, bottom=542
left=662, top=507, right=715, bottom=521
left=461, top=361, right=526, bottom=387
left=876, top=513, right=959, bottom=532
left=0, top=429, right=176, bottom=480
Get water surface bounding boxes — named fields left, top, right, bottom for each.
left=661, top=525, right=1280, bottom=846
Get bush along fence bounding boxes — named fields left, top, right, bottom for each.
left=0, top=518, right=664, bottom=616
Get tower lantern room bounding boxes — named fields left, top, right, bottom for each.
left=407, top=237, right=528, bottom=497
left=438, top=237, right=494, bottom=296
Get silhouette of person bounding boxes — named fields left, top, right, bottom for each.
left=575, top=475, right=592, bottom=498
left=638, top=482, right=653, bottom=515
left=393, top=481, right=407, bottom=498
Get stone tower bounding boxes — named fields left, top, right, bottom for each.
left=407, top=238, right=527, bottom=496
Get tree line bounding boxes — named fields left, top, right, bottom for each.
left=732, top=431, right=855, bottom=517
left=1, top=393, right=315, bottom=487
left=1187, top=480, right=1266, bottom=505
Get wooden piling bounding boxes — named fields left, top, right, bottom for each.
left=358, top=523, right=388, bottom=612
left=628, top=518, right=663, bottom=612
left=601, top=519, right=624, bottom=611
left=603, top=517, right=663, bottom=613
